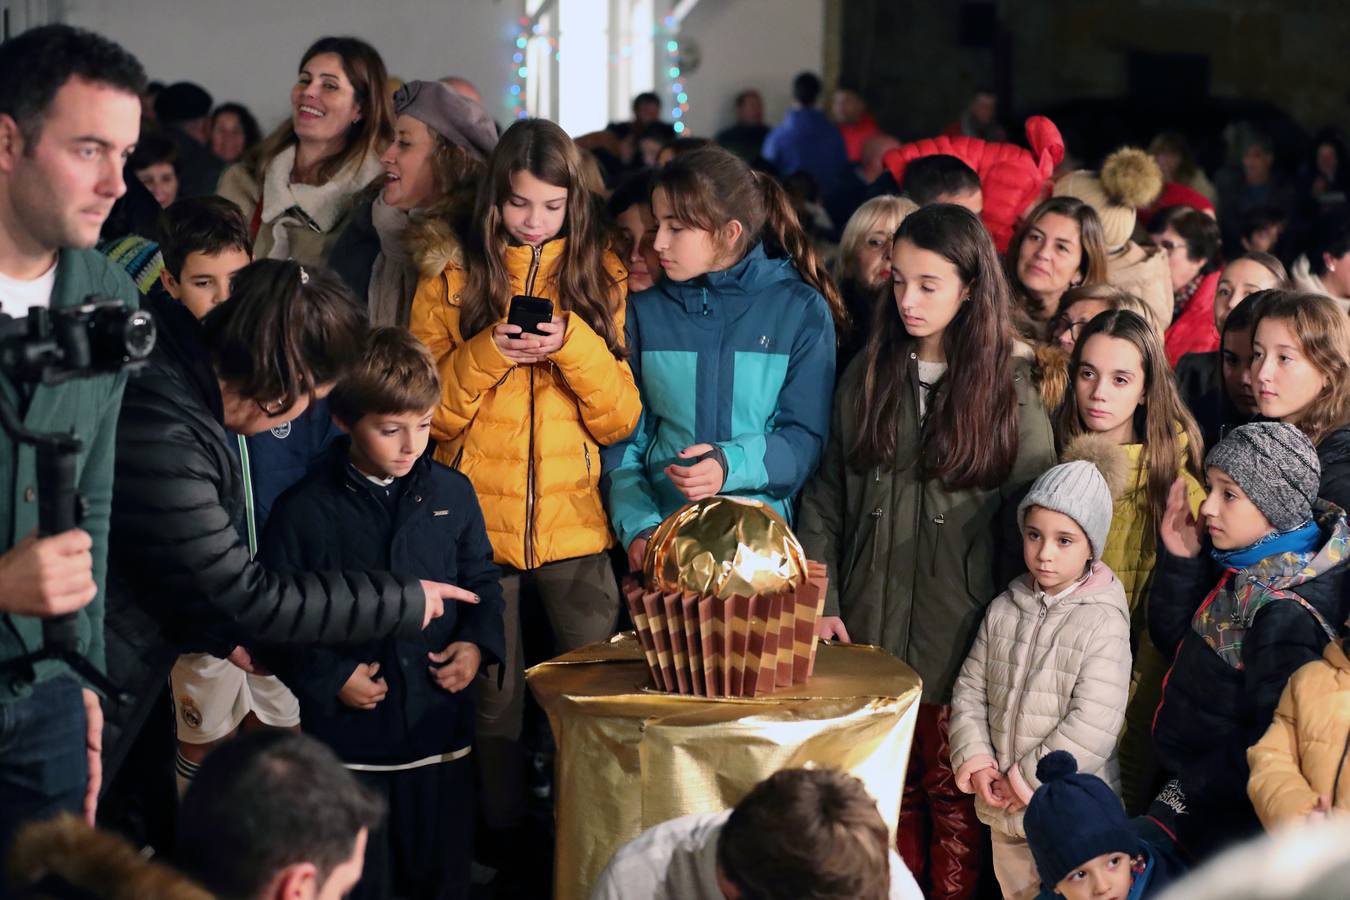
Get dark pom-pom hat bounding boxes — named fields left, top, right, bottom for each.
left=1023, top=751, right=1141, bottom=890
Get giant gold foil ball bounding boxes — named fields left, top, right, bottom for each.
left=644, top=496, right=808, bottom=599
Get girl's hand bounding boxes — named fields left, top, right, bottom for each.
left=628, top=536, right=649, bottom=574
left=815, top=616, right=850, bottom=642
left=1160, top=477, right=1204, bottom=559
left=664, top=444, right=725, bottom=501
left=535, top=317, right=566, bottom=357
left=1308, top=794, right=1332, bottom=823
left=971, top=768, right=1006, bottom=809
left=992, top=772, right=1025, bottom=812
left=493, top=323, right=547, bottom=364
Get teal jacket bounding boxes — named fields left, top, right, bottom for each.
left=601, top=243, right=835, bottom=548
left=0, top=249, right=138, bottom=702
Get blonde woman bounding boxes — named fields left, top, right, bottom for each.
left=835, top=194, right=918, bottom=370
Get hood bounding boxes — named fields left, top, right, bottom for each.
left=1242, top=500, right=1350, bottom=589
left=1009, top=561, right=1129, bottom=622
left=653, top=242, right=803, bottom=313
left=144, top=287, right=223, bottom=422
left=1318, top=426, right=1350, bottom=469
left=408, top=212, right=467, bottom=278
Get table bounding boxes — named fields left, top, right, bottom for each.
left=526, top=632, right=921, bottom=900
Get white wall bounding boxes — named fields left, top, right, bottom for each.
left=61, top=0, right=526, bottom=134
left=57, top=0, right=825, bottom=139
left=676, top=0, right=826, bottom=138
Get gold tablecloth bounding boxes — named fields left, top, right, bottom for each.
left=526, top=632, right=922, bottom=900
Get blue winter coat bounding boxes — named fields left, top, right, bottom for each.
left=601, top=243, right=835, bottom=548
left=761, top=108, right=849, bottom=193
left=260, top=441, right=505, bottom=765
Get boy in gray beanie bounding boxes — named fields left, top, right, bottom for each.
left=1148, top=421, right=1350, bottom=858
left=950, top=457, right=1132, bottom=899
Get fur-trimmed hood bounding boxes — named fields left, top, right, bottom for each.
left=407, top=213, right=466, bottom=278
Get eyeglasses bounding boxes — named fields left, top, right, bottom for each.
left=255, top=397, right=289, bottom=417
left=1050, top=316, right=1092, bottom=338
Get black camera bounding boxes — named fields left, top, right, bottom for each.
left=0, top=296, right=154, bottom=702
left=0, top=297, right=156, bottom=386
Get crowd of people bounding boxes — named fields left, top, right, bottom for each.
left=1, top=19, right=1350, bottom=900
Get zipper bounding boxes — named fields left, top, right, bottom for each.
left=525, top=244, right=542, bottom=296
left=1005, top=593, right=1052, bottom=773
left=930, top=513, right=945, bottom=576
left=525, top=366, right=537, bottom=569
left=584, top=443, right=592, bottom=478
left=522, top=244, right=543, bottom=570
left=1153, top=570, right=1234, bottom=734
left=701, top=286, right=709, bottom=317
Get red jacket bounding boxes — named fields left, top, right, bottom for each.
left=1164, top=270, right=1221, bottom=367
left=882, top=116, right=1065, bottom=252
left=839, top=112, right=881, bottom=163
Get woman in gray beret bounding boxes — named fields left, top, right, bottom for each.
left=328, top=79, right=499, bottom=326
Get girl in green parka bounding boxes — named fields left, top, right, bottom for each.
left=797, top=204, right=1056, bottom=900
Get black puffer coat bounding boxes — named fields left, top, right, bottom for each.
left=1316, top=426, right=1350, bottom=513
left=100, top=291, right=427, bottom=779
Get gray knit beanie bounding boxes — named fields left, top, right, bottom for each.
left=1205, top=422, right=1320, bottom=532
left=1017, top=460, right=1114, bottom=559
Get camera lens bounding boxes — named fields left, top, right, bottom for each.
left=88, top=306, right=156, bottom=366
left=120, top=310, right=156, bottom=360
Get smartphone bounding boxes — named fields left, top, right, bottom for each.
left=507, top=295, right=553, bottom=336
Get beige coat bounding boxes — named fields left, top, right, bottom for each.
left=1107, top=241, right=1174, bottom=330
left=950, top=563, right=1132, bottom=837
left=217, top=146, right=382, bottom=265
left=1247, top=640, right=1350, bottom=829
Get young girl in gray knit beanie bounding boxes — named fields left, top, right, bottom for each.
left=949, top=448, right=1133, bottom=899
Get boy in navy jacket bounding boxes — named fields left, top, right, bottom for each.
left=261, top=327, right=505, bottom=900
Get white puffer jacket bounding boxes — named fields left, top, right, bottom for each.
left=949, top=563, right=1132, bottom=837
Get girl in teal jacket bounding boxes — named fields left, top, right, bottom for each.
left=601, top=146, right=843, bottom=570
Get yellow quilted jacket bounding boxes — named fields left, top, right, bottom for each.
left=1108, top=437, right=1205, bottom=813
left=1248, top=639, right=1350, bottom=828
left=1102, top=442, right=1206, bottom=617
left=408, top=238, right=641, bottom=570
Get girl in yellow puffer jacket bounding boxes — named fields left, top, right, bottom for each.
left=1056, top=309, right=1206, bottom=815
left=1248, top=636, right=1350, bottom=828
left=409, top=119, right=641, bottom=836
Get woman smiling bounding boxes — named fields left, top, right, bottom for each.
left=328, top=79, right=498, bottom=326
left=217, top=36, right=393, bottom=264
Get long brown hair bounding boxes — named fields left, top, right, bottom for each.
left=651, top=146, right=846, bottom=333
left=1249, top=290, right=1350, bottom=444
left=247, top=36, right=394, bottom=185
left=457, top=119, right=624, bottom=355
left=850, top=204, right=1020, bottom=490
left=1006, top=196, right=1110, bottom=324
left=1058, top=309, right=1204, bottom=525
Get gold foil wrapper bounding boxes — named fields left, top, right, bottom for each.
left=644, top=496, right=808, bottom=599
left=527, top=633, right=922, bottom=900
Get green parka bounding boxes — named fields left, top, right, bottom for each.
left=797, top=353, right=1056, bottom=704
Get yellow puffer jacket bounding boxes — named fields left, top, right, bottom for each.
left=1102, top=438, right=1206, bottom=814
left=1102, top=442, right=1205, bottom=616
left=1248, top=640, right=1350, bottom=828
left=408, top=238, right=641, bottom=570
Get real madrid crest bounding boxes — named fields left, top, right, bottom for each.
left=179, top=696, right=203, bottom=729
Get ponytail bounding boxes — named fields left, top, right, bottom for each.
left=753, top=172, right=847, bottom=333
left=654, top=146, right=846, bottom=334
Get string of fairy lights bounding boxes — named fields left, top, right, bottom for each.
left=507, top=11, right=690, bottom=131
